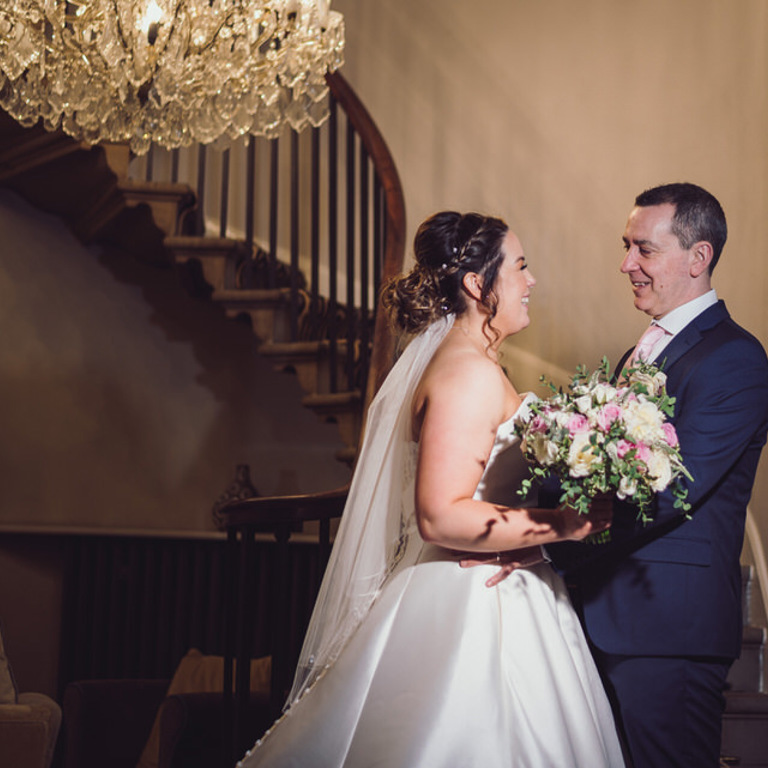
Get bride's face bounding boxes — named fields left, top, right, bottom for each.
left=494, top=231, right=536, bottom=335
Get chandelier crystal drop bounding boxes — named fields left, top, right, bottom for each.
left=0, top=1, right=344, bottom=154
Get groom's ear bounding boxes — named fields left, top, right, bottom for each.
left=689, top=241, right=713, bottom=278
left=462, top=271, right=484, bottom=301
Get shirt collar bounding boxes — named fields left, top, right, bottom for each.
left=654, top=289, right=718, bottom=336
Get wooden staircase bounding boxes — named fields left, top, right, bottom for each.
left=0, top=72, right=406, bottom=473
left=722, top=565, right=768, bottom=767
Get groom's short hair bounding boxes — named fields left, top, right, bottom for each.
left=635, top=182, right=727, bottom=273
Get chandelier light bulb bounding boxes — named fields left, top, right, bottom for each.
left=140, top=0, right=164, bottom=45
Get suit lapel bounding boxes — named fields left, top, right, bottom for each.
left=655, top=301, right=729, bottom=373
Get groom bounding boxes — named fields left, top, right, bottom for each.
left=550, top=183, right=768, bottom=768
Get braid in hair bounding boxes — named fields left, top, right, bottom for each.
left=381, top=211, right=508, bottom=336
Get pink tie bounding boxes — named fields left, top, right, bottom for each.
left=629, top=323, right=666, bottom=366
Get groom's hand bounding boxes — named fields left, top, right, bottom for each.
left=459, top=546, right=546, bottom=587
left=547, top=493, right=614, bottom=541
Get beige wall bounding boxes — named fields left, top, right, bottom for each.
left=333, top=0, right=768, bottom=556
left=0, top=189, right=350, bottom=532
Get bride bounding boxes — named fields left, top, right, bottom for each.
left=238, top=211, right=626, bottom=767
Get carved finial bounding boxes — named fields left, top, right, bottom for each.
left=212, top=464, right=259, bottom=529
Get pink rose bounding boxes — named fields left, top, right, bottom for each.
left=615, top=439, right=635, bottom=459
left=634, top=442, right=652, bottom=465
left=567, top=413, right=590, bottom=435
left=661, top=422, right=679, bottom=448
left=529, top=415, right=549, bottom=434
left=597, top=403, right=622, bottom=431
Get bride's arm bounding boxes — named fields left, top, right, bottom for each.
left=414, top=358, right=605, bottom=553
left=459, top=498, right=613, bottom=587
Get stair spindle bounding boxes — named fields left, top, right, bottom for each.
left=328, top=96, right=340, bottom=393
left=345, top=115, right=356, bottom=391
left=220, top=148, right=230, bottom=238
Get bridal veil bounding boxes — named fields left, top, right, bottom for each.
left=285, top=314, right=455, bottom=706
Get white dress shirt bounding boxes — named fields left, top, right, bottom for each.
left=647, top=289, right=718, bottom=362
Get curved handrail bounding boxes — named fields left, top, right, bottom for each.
left=221, top=486, right=347, bottom=528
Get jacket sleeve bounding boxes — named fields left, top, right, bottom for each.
left=653, top=333, right=768, bottom=522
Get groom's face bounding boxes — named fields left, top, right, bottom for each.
left=620, top=203, right=701, bottom=320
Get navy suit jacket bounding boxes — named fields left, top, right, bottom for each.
left=551, top=300, right=768, bottom=658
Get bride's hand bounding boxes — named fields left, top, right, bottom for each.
left=459, top=546, right=546, bottom=587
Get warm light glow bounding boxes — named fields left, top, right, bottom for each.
left=0, top=0, right=345, bottom=154
left=140, top=0, right=164, bottom=37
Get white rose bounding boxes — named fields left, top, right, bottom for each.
left=528, top=433, right=559, bottom=466
left=574, top=394, right=593, bottom=414
left=617, top=475, right=638, bottom=499
left=567, top=433, right=602, bottom=478
left=623, top=400, right=664, bottom=444
left=630, top=370, right=667, bottom=397
left=647, top=449, right=673, bottom=492
left=592, top=383, right=618, bottom=405
left=630, top=371, right=655, bottom=392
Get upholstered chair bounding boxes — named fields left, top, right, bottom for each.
left=0, top=623, right=61, bottom=768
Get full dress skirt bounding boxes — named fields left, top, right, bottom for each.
left=238, top=414, right=625, bottom=768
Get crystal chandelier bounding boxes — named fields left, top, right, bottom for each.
left=0, top=1, right=344, bottom=154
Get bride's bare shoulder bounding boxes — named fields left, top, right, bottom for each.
left=417, top=335, right=505, bottom=408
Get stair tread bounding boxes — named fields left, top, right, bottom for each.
left=167, top=235, right=245, bottom=249
left=742, top=625, right=767, bottom=642
left=725, top=691, right=768, bottom=714
left=0, top=130, right=81, bottom=180
left=213, top=288, right=291, bottom=301
left=118, top=178, right=194, bottom=196
left=261, top=340, right=349, bottom=357
left=303, top=391, right=361, bottom=407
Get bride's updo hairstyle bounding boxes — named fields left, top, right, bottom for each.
left=382, top=211, right=508, bottom=336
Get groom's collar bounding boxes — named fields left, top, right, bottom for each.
left=655, top=289, right=718, bottom=336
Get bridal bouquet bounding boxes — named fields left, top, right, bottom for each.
left=514, top=357, right=692, bottom=524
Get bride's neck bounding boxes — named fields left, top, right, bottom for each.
left=451, top=318, right=500, bottom=362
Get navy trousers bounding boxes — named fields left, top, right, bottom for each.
left=594, top=651, right=731, bottom=768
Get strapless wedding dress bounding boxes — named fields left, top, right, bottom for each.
left=239, top=402, right=625, bottom=768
